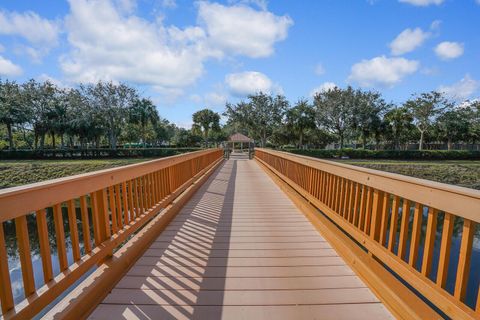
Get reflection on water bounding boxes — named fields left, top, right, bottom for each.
left=3, top=205, right=96, bottom=304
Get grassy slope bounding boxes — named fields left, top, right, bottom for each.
left=338, top=160, right=480, bottom=190
left=0, top=159, right=148, bottom=189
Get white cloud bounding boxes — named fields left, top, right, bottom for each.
left=197, top=1, right=292, bottom=58
left=314, top=63, right=325, bottom=76
left=161, top=0, right=177, bottom=9
left=438, top=75, right=479, bottom=101
left=434, top=41, right=464, bottom=60
left=0, top=55, right=22, bottom=76
left=62, top=0, right=215, bottom=90
left=398, top=0, right=444, bottom=6
left=225, top=71, right=276, bottom=96
left=390, top=27, right=430, bottom=55
left=228, top=0, right=268, bottom=10
left=204, top=92, right=227, bottom=106
left=348, top=55, right=419, bottom=87
left=310, top=82, right=337, bottom=97
left=61, top=0, right=291, bottom=99
left=0, top=10, right=59, bottom=44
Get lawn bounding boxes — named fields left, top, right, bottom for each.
left=338, top=160, right=480, bottom=190
left=0, top=159, right=149, bottom=189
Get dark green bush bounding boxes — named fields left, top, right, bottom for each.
left=0, top=148, right=203, bottom=160
left=282, top=148, right=480, bottom=160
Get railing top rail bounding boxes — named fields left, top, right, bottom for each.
left=258, top=148, right=480, bottom=222
left=0, top=149, right=219, bottom=222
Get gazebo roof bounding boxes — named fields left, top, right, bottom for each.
left=228, top=133, right=253, bottom=143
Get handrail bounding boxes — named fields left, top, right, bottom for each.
left=0, top=149, right=223, bottom=319
left=255, top=148, right=480, bottom=320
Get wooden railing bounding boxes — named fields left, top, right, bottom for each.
left=256, top=148, right=480, bottom=320
left=0, top=149, right=223, bottom=319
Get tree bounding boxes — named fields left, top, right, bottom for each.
left=87, top=81, right=137, bottom=149
left=129, top=98, right=159, bottom=146
left=383, top=106, right=414, bottom=150
left=314, top=86, right=355, bottom=149
left=0, top=79, right=28, bottom=150
left=436, top=108, right=470, bottom=150
left=22, top=79, right=56, bottom=149
left=405, top=91, right=452, bottom=150
left=285, top=99, right=316, bottom=147
left=225, top=92, right=288, bottom=147
left=352, top=90, right=388, bottom=148
left=192, top=108, right=220, bottom=141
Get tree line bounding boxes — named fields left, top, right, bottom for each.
left=0, top=79, right=221, bottom=150
left=225, top=88, right=480, bottom=150
left=1, top=78, right=479, bottom=151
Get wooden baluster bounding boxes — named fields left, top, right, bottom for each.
left=338, top=178, right=345, bottom=215
left=346, top=181, right=355, bottom=222
left=409, top=203, right=423, bottom=267
left=128, top=180, right=135, bottom=221
left=132, top=179, right=140, bottom=217
left=108, top=186, right=118, bottom=234
left=149, top=173, right=155, bottom=207
left=364, top=187, right=374, bottom=234
left=15, top=216, right=36, bottom=296
left=378, top=193, right=390, bottom=245
left=421, top=208, right=438, bottom=277
left=454, top=219, right=476, bottom=301
left=309, top=168, right=315, bottom=197
left=122, top=182, right=130, bottom=225
left=143, top=175, right=149, bottom=209
left=53, top=204, right=68, bottom=271
left=90, top=190, right=110, bottom=246
left=398, top=199, right=411, bottom=260
left=342, top=180, right=351, bottom=219
left=328, top=174, right=335, bottom=207
left=67, top=200, right=81, bottom=262
left=316, top=170, right=322, bottom=199
left=388, top=196, right=400, bottom=252
left=352, top=183, right=361, bottom=226
left=0, top=223, right=14, bottom=313
left=36, top=209, right=53, bottom=282
left=115, top=184, right=123, bottom=229
left=437, top=212, right=454, bottom=288
left=79, top=196, right=92, bottom=253
left=153, top=172, right=159, bottom=204
left=138, top=177, right=145, bottom=215
left=358, top=185, right=368, bottom=230
left=370, top=189, right=385, bottom=241
left=323, top=173, right=330, bottom=204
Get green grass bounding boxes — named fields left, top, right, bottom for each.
left=338, top=160, right=480, bottom=190
left=0, top=159, right=148, bottom=189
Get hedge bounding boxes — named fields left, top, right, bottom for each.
left=0, top=148, right=203, bottom=160
left=282, top=148, right=480, bottom=160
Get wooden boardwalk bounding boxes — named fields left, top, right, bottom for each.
left=89, top=155, right=393, bottom=319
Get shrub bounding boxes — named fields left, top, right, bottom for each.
left=0, top=148, right=203, bottom=160
left=282, top=148, right=480, bottom=160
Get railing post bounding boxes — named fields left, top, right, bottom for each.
left=91, top=189, right=111, bottom=250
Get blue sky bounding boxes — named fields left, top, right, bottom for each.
left=0, top=0, right=479, bottom=127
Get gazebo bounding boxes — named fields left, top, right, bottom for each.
left=224, top=133, right=255, bottom=159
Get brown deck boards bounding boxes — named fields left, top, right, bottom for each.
left=89, top=154, right=393, bottom=319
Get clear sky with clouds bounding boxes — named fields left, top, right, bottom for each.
left=0, top=0, right=479, bottom=127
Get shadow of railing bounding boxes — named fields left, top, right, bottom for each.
left=101, top=158, right=237, bottom=319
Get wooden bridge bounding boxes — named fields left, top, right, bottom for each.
left=0, top=149, right=479, bottom=319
